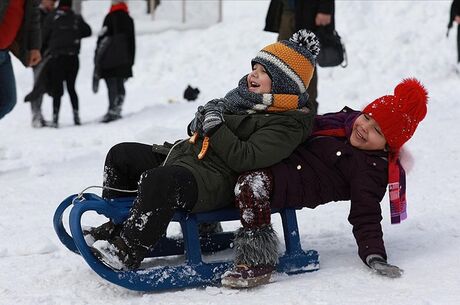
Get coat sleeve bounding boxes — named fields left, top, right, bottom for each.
left=209, top=114, right=312, bottom=173
left=347, top=156, right=388, bottom=265
left=41, top=13, right=53, bottom=53
left=27, top=0, right=41, bottom=50
left=78, top=15, right=92, bottom=38
left=128, top=16, right=135, bottom=65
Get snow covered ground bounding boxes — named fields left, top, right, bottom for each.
left=1, top=1, right=460, bottom=304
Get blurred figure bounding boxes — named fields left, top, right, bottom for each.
left=0, top=0, right=42, bottom=120
left=146, top=0, right=160, bottom=15
left=29, top=0, right=56, bottom=128
left=448, top=0, right=460, bottom=68
left=42, top=0, right=91, bottom=128
left=95, top=0, right=135, bottom=123
left=264, top=0, right=335, bottom=111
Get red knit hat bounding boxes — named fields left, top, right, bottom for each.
left=362, top=78, right=428, bottom=151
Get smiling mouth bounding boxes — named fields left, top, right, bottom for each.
left=356, top=129, right=366, bottom=141
left=249, top=81, right=260, bottom=88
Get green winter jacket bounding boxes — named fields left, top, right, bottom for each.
left=165, top=109, right=315, bottom=212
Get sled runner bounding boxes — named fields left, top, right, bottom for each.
left=53, top=193, right=319, bottom=291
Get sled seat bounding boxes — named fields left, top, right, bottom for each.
left=53, top=193, right=319, bottom=292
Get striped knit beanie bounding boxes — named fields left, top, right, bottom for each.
left=252, top=29, right=320, bottom=95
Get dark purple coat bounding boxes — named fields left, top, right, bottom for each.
left=270, top=108, right=389, bottom=263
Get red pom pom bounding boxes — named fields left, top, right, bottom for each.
left=393, top=78, right=428, bottom=122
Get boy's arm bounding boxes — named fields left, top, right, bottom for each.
left=209, top=113, right=314, bottom=173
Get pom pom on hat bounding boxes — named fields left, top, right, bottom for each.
left=251, top=29, right=320, bottom=95
left=363, top=78, right=428, bottom=151
left=289, top=29, right=321, bottom=58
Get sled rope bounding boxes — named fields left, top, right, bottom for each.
left=72, top=185, right=138, bottom=204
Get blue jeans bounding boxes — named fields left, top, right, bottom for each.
left=0, top=50, right=17, bottom=120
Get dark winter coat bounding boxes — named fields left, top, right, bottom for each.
left=264, top=0, right=335, bottom=34
left=97, top=10, right=135, bottom=79
left=270, top=108, right=389, bottom=263
left=1, top=0, right=42, bottom=67
left=165, top=109, right=315, bottom=213
left=42, top=8, right=92, bottom=56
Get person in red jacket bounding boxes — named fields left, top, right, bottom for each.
left=222, top=78, right=429, bottom=288
left=0, top=0, right=42, bottom=120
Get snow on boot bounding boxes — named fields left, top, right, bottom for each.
left=91, top=236, right=143, bottom=271
left=83, top=221, right=120, bottom=246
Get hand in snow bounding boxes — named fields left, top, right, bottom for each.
left=202, top=99, right=225, bottom=135
left=366, top=255, right=404, bottom=278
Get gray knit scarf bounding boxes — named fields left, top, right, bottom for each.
left=221, top=76, right=308, bottom=114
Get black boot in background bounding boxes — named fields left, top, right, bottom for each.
left=51, top=113, right=59, bottom=128
left=73, top=109, right=81, bottom=125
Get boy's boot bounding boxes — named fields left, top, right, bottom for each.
left=91, top=235, right=146, bottom=271
left=83, top=221, right=121, bottom=245
left=221, top=225, right=279, bottom=288
left=73, top=109, right=81, bottom=126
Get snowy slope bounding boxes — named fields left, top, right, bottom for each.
left=1, top=1, right=459, bottom=304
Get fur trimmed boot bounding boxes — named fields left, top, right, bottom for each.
left=221, top=225, right=279, bottom=288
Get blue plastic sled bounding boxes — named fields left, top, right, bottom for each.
left=53, top=193, right=319, bottom=291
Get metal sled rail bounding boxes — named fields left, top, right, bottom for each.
left=53, top=193, right=319, bottom=291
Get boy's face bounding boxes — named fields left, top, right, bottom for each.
left=247, top=63, right=272, bottom=94
left=350, top=113, right=387, bottom=151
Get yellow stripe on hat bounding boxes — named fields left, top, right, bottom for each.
left=263, top=42, right=314, bottom=90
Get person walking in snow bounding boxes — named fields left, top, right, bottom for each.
left=221, top=78, right=428, bottom=288
left=94, top=0, right=135, bottom=123
left=0, top=0, right=42, bottom=120
left=28, top=0, right=56, bottom=128
left=86, top=30, right=321, bottom=271
left=42, top=0, right=91, bottom=128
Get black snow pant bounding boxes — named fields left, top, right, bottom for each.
left=103, top=142, right=198, bottom=255
left=49, top=54, right=80, bottom=117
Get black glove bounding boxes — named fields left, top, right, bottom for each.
left=188, top=105, right=205, bottom=136
left=366, top=255, right=404, bottom=278
left=202, top=99, right=225, bottom=135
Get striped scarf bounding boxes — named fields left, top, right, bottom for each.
left=222, top=76, right=309, bottom=114
left=312, top=108, right=407, bottom=225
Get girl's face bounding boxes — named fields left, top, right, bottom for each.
left=247, top=63, right=272, bottom=94
left=350, top=113, right=387, bottom=151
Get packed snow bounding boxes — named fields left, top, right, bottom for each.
left=1, top=1, right=459, bottom=304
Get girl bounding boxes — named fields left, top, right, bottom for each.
left=222, top=78, right=428, bottom=288
left=89, top=30, right=321, bottom=271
